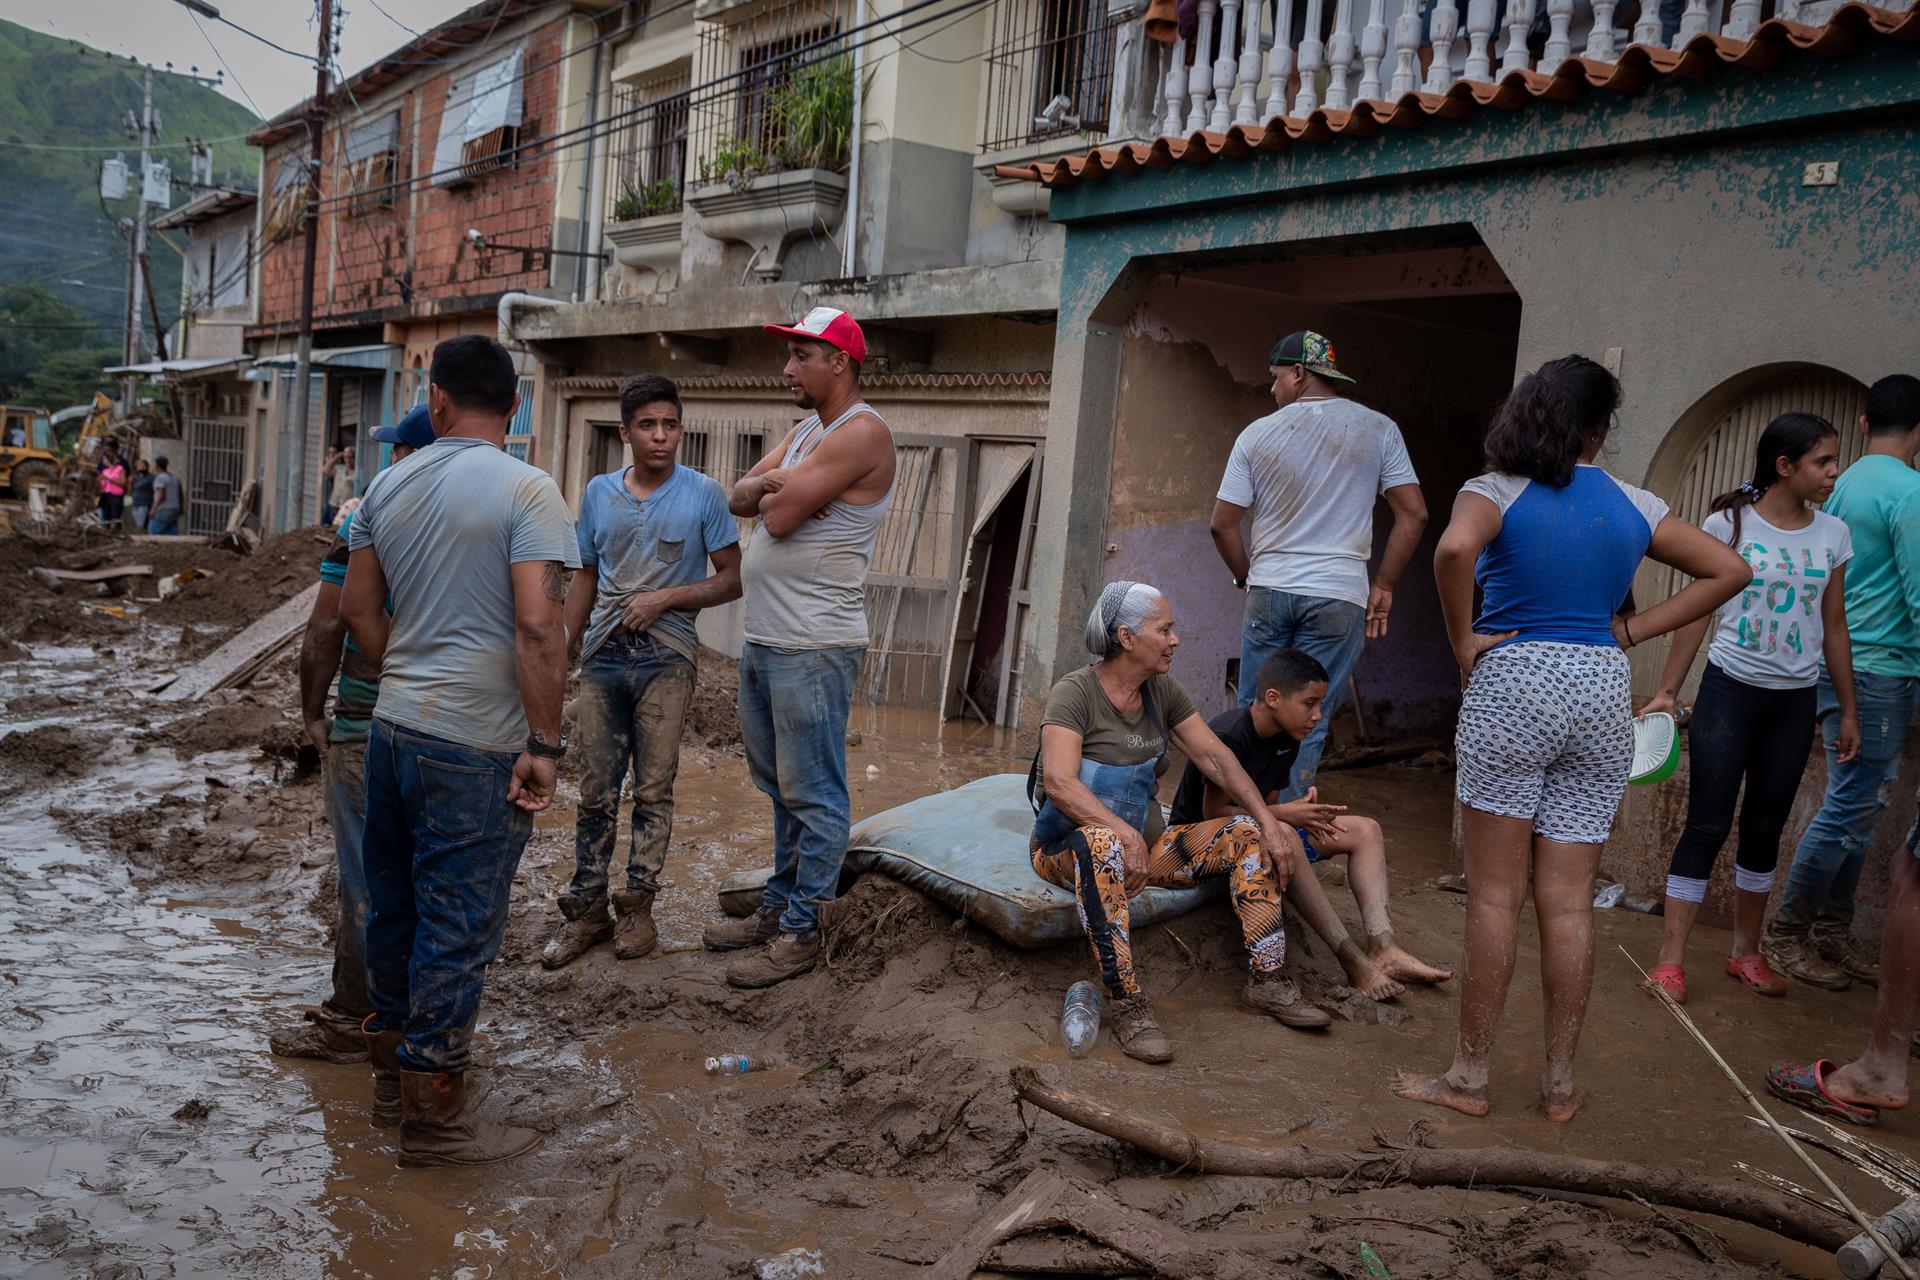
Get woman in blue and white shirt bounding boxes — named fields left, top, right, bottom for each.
left=1391, top=355, right=1747, bottom=1124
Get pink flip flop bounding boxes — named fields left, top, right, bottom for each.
left=1726, top=953, right=1789, bottom=997
left=1642, top=963, right=1687, bottom=1004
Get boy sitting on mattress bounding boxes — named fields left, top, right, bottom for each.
left=1168, top=649, right=1454, bottom=1000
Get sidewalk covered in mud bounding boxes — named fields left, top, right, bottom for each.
left=2, top=504, right=1917, bottom=1277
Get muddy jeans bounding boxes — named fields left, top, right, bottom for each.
left=361, top=718, right=532, bottom=1074
left=563, top=633, right=695, bottom=911
left=318, top=739, right=372, bottom=1031
left=1776, top=669, right=1920, bottom=933
left=740, top=641, right=864, bottom=933
left=1238, top=587, right=1365, bottom=802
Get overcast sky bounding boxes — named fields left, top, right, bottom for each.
left=7, top=0, right=475, bottom=120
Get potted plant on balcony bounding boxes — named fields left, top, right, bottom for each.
left=606, top=176, right=685, bottom=290
left=688, top=58, right=855, bottom=282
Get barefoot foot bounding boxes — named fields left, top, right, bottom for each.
left=1390, top=1068, right=1489, bottom=1117
left=1372, top=944, right=1455, bottom=986
left=1541, top=1087, right=1587, bottom=1123
left=1344, top=959, right=1405, bottom=1002
left=1827, top=1061, right=1911, bottom=1111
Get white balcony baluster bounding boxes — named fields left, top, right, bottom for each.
left=1539, top=0, right=1574, bottom=70
left=1584, top=0, right=1619, bottom=60
left=1776, top=0, right=1804, bottom=21
left=1325, top=0, right=1357, bottom=108
left=1424, top=0, right=1460, bottom=91
left=1500, top=0, right=1534, bottom=74
left=1464, top=0, right=1498, bottom=79
left=1724, top=0, right=1762, bottom=37
left=1389, top=0, right=1422, bottom=94
left=1265, top=0, right=1298, bottom=117
left=1633, top=0, right=1666, bottom=47
left=1212, top=0, right=1243, bottom=128
left=1357, top=0, right=1388, bottom=100
left=1294, top=0, right=1327, bottom=113
left=1675, top=0, right=1711, bottom=43
left=1233, top=0, right=1265, bottom=123
left=1163, top=34, right=1189, bottom=134
left=1187, top=0, right=1218, bottom=131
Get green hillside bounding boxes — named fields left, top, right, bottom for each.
left=0, top=16, right=259, bottom=365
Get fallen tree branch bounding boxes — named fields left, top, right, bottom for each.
left=1011, top=1067, right=1852, bottom=1252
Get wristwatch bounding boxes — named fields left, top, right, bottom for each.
left=1234, top=576, right=1248, bottom=590
left=525, top=736, right=567, bottom=760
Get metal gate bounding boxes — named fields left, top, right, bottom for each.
left=859, top=434, right=969, bottom=709
left=184, top=417, right=248, bottom=536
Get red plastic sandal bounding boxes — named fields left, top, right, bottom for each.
left=1643, top=963, right=1687, bottom=1004
left=1726, top=953, right=1789, bottom=997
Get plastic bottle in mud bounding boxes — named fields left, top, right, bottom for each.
left=1061, top=981, right=1102, bottom=1057
left=705, top=1054, right=767, bottom=1074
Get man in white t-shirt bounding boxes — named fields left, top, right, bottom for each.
left=1209, top=331, right=1428, bottom=800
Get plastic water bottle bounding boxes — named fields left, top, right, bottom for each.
left=705, top=1054, right=766, bottom=1075
left=1061, top=981, right=1102, bottom=1057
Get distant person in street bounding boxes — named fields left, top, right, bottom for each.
left=1032, top=582, right=1323, bottom=1064
left=148, top=456, right=182, bottom=535
left=1639, top=414, right=1858, bottom=1004
left=129, top=459, right=154, bottom=533
left=1392, top=354, right=1745, bottom=1124
left=97, top=443, right=126, bottom=528
left=1764, top=375, right=1920, bottom=993
left=1209, top=331, right=1428, bottom=801
left=702, top=307, right=895, bottom=989
left=1168, top=648, right=1453, bottom=1001
left=341, top=335, right=577, bottom=1166
left=273, top=405, right=434, bottom=1073
left=323, top=445, right=355, bottom=526
left=541, top=374, right=741, bottom=970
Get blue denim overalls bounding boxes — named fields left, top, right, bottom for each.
left=1029, top=685, right=1165, bottom=845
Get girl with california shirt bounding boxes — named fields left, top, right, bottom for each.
left=1641, top=413, right=1860, bottom=1003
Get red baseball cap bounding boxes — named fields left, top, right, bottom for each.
left=764, top=306, right=867, bottom=364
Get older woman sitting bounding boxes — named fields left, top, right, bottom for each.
left=1032, top=581, right=1331, bottom=1063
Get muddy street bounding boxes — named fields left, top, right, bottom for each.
left=3, top=600, right=1920, bottom=1277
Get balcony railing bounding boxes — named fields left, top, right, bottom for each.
left=1106, top=0, right=1846, bottom=140
left=981, top=0, right=1122, bottom=151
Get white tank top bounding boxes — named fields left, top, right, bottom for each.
left=740, top=402, right=894, bottom=649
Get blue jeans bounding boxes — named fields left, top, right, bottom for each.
left=1776, top=669, right=1920, bottom=933
left=319, top=739, right=372, bottom=1030
left=739, top=642, right=864, bottom=933
left=564, top=634, right=695, bottom=910
left=362, top=718, right=532, bottom=1073
left=131, top=504, right=149, bottom=532
left=149, top=508, right=180, bottom=535
left=1238, top=587, right=1366, bottom=801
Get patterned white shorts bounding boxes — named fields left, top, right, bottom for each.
left=1455, top=641, right=1633, bottom=846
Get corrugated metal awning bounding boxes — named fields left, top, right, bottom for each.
left=252, top=344, right=399, bottom=371
left=102, top=356, right=254, bottom=379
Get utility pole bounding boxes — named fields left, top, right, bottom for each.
left=121, top=62, right=154, bottom=419
left=289, top=0, right=336, bottom=525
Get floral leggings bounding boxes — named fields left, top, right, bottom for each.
left=1030, top=816, right=1285, bottom=1000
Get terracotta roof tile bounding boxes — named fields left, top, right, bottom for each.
left=993, top=2, right=1920, bottom=188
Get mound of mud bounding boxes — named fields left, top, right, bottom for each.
left=0, top=724, right=116, bottom=788
left=686, top=647, right=742, bottom=751
left=149, top=700, right=305, bottom=761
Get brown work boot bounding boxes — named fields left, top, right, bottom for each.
left=611, top=889, right=659, bottom=960
left=540, top=895, right=613, bottom=970
left=1762, top=926, right=1850, bottom=991
left=725, top=930, right=821, bottom=988
left=1811, top=921, right=1879, bottom=987
left=268, top=1009, right=369, bottom=1063
left=703, top=905, right=782, bottom=952
left=1243, top=973, right=1334, bottom=1028
left=397, top=1070, right=543, bottom=1168
left=363, top=1017, right=403, bottom=1129
left=1110, top=995, right=1174, bottom=1064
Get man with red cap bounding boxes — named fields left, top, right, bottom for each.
left=703, top=307, right=896, bottom=987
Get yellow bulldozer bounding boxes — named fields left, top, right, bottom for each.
left=0, top=393, right=143, bottom=510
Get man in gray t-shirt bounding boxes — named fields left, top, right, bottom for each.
left=340, top=335, right=576, bottom=1168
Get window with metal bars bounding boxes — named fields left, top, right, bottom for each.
left=732, top=431, right=766, bottom=485
left=737, top=23, right=835, bottom=158
left=680, top=427, right=711, bottom=477
left=610, top=74, right=691, bottom=218
left=507, top=376, right=535, bottom=462
left=980, top=0, right=1117, bottom=151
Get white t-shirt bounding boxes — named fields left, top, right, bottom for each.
left=1702, top=506, right=1853, bottom=690
left=1217, top=397, right=1419, bottom=608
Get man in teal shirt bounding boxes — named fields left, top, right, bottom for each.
left=1767, top=375, right=1920, bottom=990
left=269, top=406, right=432, bottom=1066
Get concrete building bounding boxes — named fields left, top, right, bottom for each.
left=246, top=0, right=620, bottom=532
left=991, top=2, right=1920, bottom=923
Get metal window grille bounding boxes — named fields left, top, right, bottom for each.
left=184, top=418, right=247, bottom=537
left=610, top=72, right=691, bottom=218
left=732, top=431, right=766, bottom=485
left=981, top=0, right=1118, bottom=151
left=680, top=426, right=711, bottom=476
left=692, top=0, right=849, bottom=175
left=507, top=376, right=535, bottom=462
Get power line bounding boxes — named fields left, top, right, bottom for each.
left=208, top=9, right=321, bottom=64
left=366, top=0, right=423, bottom=37
left=189, top=10, right=264, bottom=117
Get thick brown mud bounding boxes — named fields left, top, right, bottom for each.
left=1, top=568, right=1916, bottom=1277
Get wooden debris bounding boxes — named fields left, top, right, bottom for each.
left=1010, top=1067, right=1852, bottom=1252
left=152, top=583, right=319, bottom=702
left=30, top=563, right=152, bottom=586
